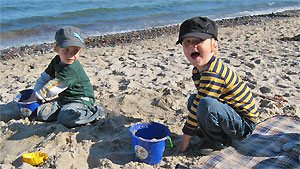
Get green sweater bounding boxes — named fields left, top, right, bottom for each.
left=44, top=55, right=95, bottom=108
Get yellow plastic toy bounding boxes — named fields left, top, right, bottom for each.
left=22, top=152, right=48, bottom=166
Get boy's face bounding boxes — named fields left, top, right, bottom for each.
left=58, top=46, right=82, bottom=64
left=182, top=37, right=213, bottom=71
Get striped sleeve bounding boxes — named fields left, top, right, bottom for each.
left=210, top=57, right=259, bottom=122
left=35, top=78, right=68, bottom=100
left=222, top=81, right=259, bottom=123
left=220, top=67, right=259, bottom=122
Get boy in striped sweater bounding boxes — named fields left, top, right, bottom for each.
left=176, top=17, right=259, bottom=152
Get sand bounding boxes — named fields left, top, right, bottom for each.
left=0, top=13, right=299, bottom=168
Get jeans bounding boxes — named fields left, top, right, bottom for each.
left=35, top=101, right=104, bottom=128
left=187, top=94, right=255, bottom=146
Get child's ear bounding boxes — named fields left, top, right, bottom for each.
left=212, top=39, right=218, bottom=49
left=54, top=43, right=59, bottom=52
left=211, top=39, right=219, bottom=57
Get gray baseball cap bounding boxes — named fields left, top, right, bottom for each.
left=55, top=26, right=85, bottom=48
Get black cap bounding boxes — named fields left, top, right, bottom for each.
left=55, top=26, right=85, bottom=48
left=176, top=17, right=218, bottom=45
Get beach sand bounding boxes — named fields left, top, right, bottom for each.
left=0, top=12, right=299, bottom=168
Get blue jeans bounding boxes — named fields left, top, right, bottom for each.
left=35, top=101, right=104, bottom=128
left=187, top=94, right=255, bottom=146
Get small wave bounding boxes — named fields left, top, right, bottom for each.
left=59, top=5, right=162, bottom=18
left=1, top=6, right=18, bottom=10
left=0, top=28, right=41, bottom=40
left=268, top=2, right=276, bottom=6
left=0, top=22, right=15, bottom=29
left=231, top=5, right=300, bottom=18
left=1, top=5, right=162, bottom=32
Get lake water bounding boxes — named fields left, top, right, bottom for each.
left=1, top=0, right=300, bottom=49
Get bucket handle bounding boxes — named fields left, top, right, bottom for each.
left=167, top=136, right=174, bottom=149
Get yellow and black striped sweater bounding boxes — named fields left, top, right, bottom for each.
left=183, top=55, right=258, bottom=136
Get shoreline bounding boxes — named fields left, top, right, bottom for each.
left=1, top=9, right=299, bottom=60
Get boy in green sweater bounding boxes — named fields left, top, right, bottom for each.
left=24, top=26, right=105, bottom=128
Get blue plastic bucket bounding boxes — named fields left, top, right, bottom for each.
left=14, top=89, right=41, bottom=118
left=130, top=122, right=172, bottom=165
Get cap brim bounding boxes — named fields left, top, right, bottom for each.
left=176, top=32, right=213, bottom=45
left=59, top=40, right=85, bottom=48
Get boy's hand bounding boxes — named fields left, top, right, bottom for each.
left=177, top=134, right=193, bottom=153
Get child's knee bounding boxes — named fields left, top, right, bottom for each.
left=199, top=97, right=218, bottom=106
left=196, top=97, right=220, bottom=122
left=57, top=108, right=80, bottom=123
left=36, top=102, right=59, bottom=121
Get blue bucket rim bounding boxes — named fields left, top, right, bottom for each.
left=130, top=122, right=170, bottom=142
left=14, top=93, right=40, bottom=105
left=14, top=94, right=39, bottom=105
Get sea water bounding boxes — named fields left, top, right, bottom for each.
left=1, top=0, right=300, bottom=49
